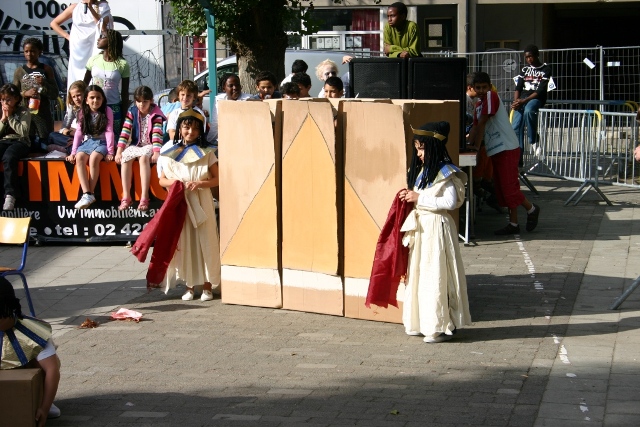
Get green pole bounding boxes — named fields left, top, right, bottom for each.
left=205, top=10, right=216, bottom=115
left=198, top=1, right=216, bottom=115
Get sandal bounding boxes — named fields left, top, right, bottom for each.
left=118, top=197, right=132, bottom=211
left=138, top=198, right=150, bottom=211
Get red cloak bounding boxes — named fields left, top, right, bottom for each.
left=365, top=191, right=413, bottom=308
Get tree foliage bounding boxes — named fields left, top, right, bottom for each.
left=158, top=0, right=379, bottom=91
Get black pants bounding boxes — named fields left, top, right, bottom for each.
left=0, top=140, right=30, bottom=198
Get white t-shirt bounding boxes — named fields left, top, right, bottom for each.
left=86, top=54, right=130, bottom=105
left=166, top=106, right=207, bottom=133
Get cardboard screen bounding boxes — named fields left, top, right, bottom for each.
left=218, top=100, right=282, bottom=308
left=280, top=100, right=342, bottom=315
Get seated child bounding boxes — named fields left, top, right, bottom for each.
left=251, top=71, right=281, bottom=100
left=291, top=72, right=312, bottom=98
left=0, top=84, right=32, bottom=211
left=215, top=73, right=251, bottom=103
left=161, top=87, right=180, bottom=143
left=323, top=76, right=344, bottom=99
left=166, top=80, right=208, bottom=142
left=0, top=277, right=61, bottom=424
left=115, top=85, right=165, bottom=211
left=66, top=84, right=115, bottom=210
left=281, top=82, right=300, bottom=100
left=47, top=80, right=86, bottom=154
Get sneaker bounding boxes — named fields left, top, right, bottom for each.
left=494, top=223, right=520, bottom=235
left=181, top=289, right=194, bottom=301
left=201, top=290, right=213, bottom=301
left=48, top=403, right=61, bottom=419
left=526, top=203, right=540, bottom=232
left=423, top=333, right=453, bottom=343
left=3, top=195, right=15, bottom=211
left=74, top=193, right=96, bottom=210
left=406, top=331, right=422, bottom=336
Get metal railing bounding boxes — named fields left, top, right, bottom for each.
left=423, top=46, right=640, bottom=109
left=520, top=107, right=639, bottom=204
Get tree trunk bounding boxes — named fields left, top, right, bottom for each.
left=231, top=0, right=289, bottom=94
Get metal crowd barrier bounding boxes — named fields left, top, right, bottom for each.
left=599, top=112, right=640, bottom=188
left=523, top=108, right=614, bottom=205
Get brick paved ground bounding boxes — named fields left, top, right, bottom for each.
left=3, top=176, right=639, bottom=427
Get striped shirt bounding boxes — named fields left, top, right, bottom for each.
left=118, top=109, right=164, bottom=151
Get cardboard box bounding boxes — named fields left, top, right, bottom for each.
left=0, top=368, right=43, bottom=427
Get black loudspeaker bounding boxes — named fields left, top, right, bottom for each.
left=408, top=57, right=468, bottom=149
left=349, top=58, right=407, bottom=99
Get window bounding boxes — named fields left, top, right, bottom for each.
left=424, top=18, right=453, bottom=50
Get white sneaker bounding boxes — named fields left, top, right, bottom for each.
left=423, top=334, right=454, bottom=343
left=201, top=290, right=213, bottom=301
left=181, top=289, right=194, bottom=301
left=3, top=195, right=15, bottom=211
left=48, top=403, right=61, bottom=418
left=406, top=331, right=422, bottom=336
left=74, top=193, right=96, bottom=209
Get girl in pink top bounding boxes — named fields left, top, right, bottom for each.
left=66, top=84, right=114, bottom=209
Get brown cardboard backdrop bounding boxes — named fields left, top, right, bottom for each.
left=281, top=100, right=338, bottom=274
left=218, top=100, right=279, bottom=267
left=342, top=102, right=407, bottom=280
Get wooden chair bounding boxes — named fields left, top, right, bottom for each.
left=0, top=217, right=35, bottom=316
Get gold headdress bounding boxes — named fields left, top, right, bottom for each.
left=411, top=126, right=447, bottom=141
left=177, top=108, right=205, bottom=124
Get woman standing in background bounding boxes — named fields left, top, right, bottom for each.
left=50, top=0, right=113, bottom=88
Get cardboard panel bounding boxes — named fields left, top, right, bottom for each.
left=218, top=100, right=282, bottom=308
left=392, top=100, right=460, bottom=168
left=0, top=368, right=43, bottom=427
left=281, top=100, right=342, bottom=315
left=392, top=100, right=461, bottom=230
left=342, top=102, right=408, bottom=323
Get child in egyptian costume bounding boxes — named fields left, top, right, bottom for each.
left=132, top=109, right=221, bottom=302
left=397, top=121, right=472, bottom=343
left=0, top=277, right=61, bottom=423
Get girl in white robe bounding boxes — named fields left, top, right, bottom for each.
left=157, top=109, right=221, bottom=301
left=398, top=121, right=472, bottom=343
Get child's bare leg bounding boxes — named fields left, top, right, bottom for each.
left=75, top=152, right=90, bottom=193
left=120, top=160, right=132, bottom=200
left=88, top=151, right=104, bottom=192
left=521, top=198, right=533, bottom=212
left=35, top=354, right=61, bottom=426
left=139, top=156, right=151, bottom=200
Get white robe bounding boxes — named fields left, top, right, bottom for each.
left=401, top=168, right=472, bottom=339
left=67, top=1, right=113, bottom=88
left=160, top=150, right=221, bottom=293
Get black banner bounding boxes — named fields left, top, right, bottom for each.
left=3, top=159, right=166, bottom=243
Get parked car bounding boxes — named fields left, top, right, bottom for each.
left=156, top=49, right=354, bottom=114
left=0, top=52, right=68, bottom=120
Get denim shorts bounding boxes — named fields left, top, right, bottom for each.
left=77, top=138, right=108, bottom=157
